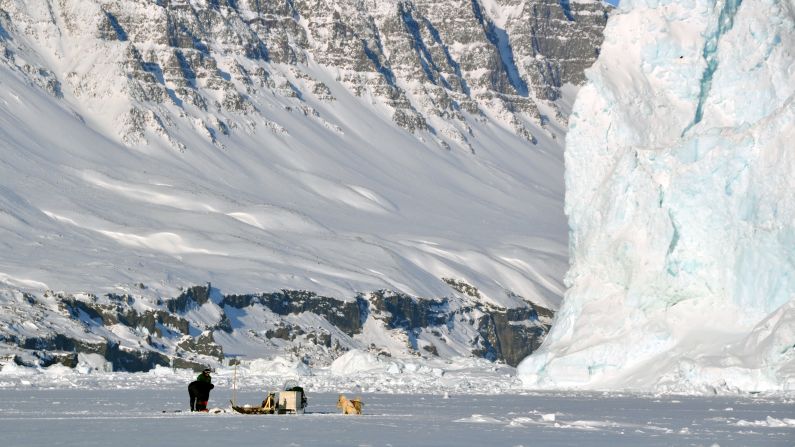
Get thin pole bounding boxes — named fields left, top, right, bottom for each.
left=232, top=363, right=238, bottom=406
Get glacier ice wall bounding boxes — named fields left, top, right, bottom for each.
left=518, top=0, right=795, bottom=392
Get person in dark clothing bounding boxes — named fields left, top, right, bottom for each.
left=196, top=368, right=212, bottom=383
left=188, top=368, right=214, bottom=411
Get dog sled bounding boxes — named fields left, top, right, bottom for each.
left=231, top=380, right=307, bottom=415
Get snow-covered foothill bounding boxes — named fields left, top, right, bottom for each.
left=519, top=0, right=795, bottom=392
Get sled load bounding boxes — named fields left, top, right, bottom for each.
left=232, top=380, right=307, bottom=415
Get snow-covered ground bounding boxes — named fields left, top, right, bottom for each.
left=2, top=360, right=793, bottom=446
left=0, top=387, right=792, bottom=447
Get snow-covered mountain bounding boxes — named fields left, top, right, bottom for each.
left=0, top=1, right=608, bottom=371
left=519, top=0, right=795, bottom=393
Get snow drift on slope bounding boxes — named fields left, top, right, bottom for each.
left=0, top=0, right=577, bottom=309
left=518, top=0, right=795, bottom=393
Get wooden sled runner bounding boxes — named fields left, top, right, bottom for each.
left=231, top=393, right=276, bottom=414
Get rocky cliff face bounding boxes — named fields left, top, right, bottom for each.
left=0, top=0, right=608, bottom=149
left=2, top=284, right=553, bottom=370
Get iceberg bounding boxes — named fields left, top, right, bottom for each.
left=518, top=0, right=795, bottom=392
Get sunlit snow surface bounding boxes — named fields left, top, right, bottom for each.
left=2, top=364, right=793, bottom=446
left=519, top=0, right=795, bottom=392
left=0, top=15, right=568, bottom=309
left=0, top=387, right=793, bottom=447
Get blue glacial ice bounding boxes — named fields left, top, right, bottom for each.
left=518, top=0, right=795, bottom=393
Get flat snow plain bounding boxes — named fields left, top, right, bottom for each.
left=1, top=388, right=792, bottom=446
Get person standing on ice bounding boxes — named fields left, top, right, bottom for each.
left=188, top=368, right=215, bottom=411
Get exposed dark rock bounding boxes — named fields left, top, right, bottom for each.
left=422, top=344, right=439, bottom=356
left=211, top=313, right=233, bottom=333
left=221, top=289, right=366, bottom=336
left=369, top=290, right=447, bottom=330
left=507, top=0, right=610, bottom=101
left=6, top=280, right=553, bottom=370
left=18, top=333, right=170, bottom=372
left=105, top=343, right=171, bottom=372
left=171, top=356, right=209, bottom=371
left=22, top=333, right=101, bottom=353
left=61, top=296, right=191, bottom=336
left=265, top=323, right=305, bottom=341
left=60, top=297, right=116, bottom=325
left=177, top=331, right=224, bottom=360
left=218, top=286, right=549, bottom=365
left=215, top=285, right=552, bottom=365
left=2, top=0, right=608, bottom=146
left=442, top=277, right=481, bottom=298
left=167, top=283, right=213, bottom=313
left=472, top=306, right=550, bottom=366
left=306, top=331, right=332, bottom=348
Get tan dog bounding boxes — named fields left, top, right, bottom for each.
left=337, top=394, right=363, bottom=415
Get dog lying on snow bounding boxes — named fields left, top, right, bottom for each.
left=337, top=394, right=363, bottom=415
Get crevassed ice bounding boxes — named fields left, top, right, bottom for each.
left=518, top=0, right=795, bottom=393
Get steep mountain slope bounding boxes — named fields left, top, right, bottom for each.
left=0, top=1, right=608, bottom=370
left=519, top=0, right=795, bottom=393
